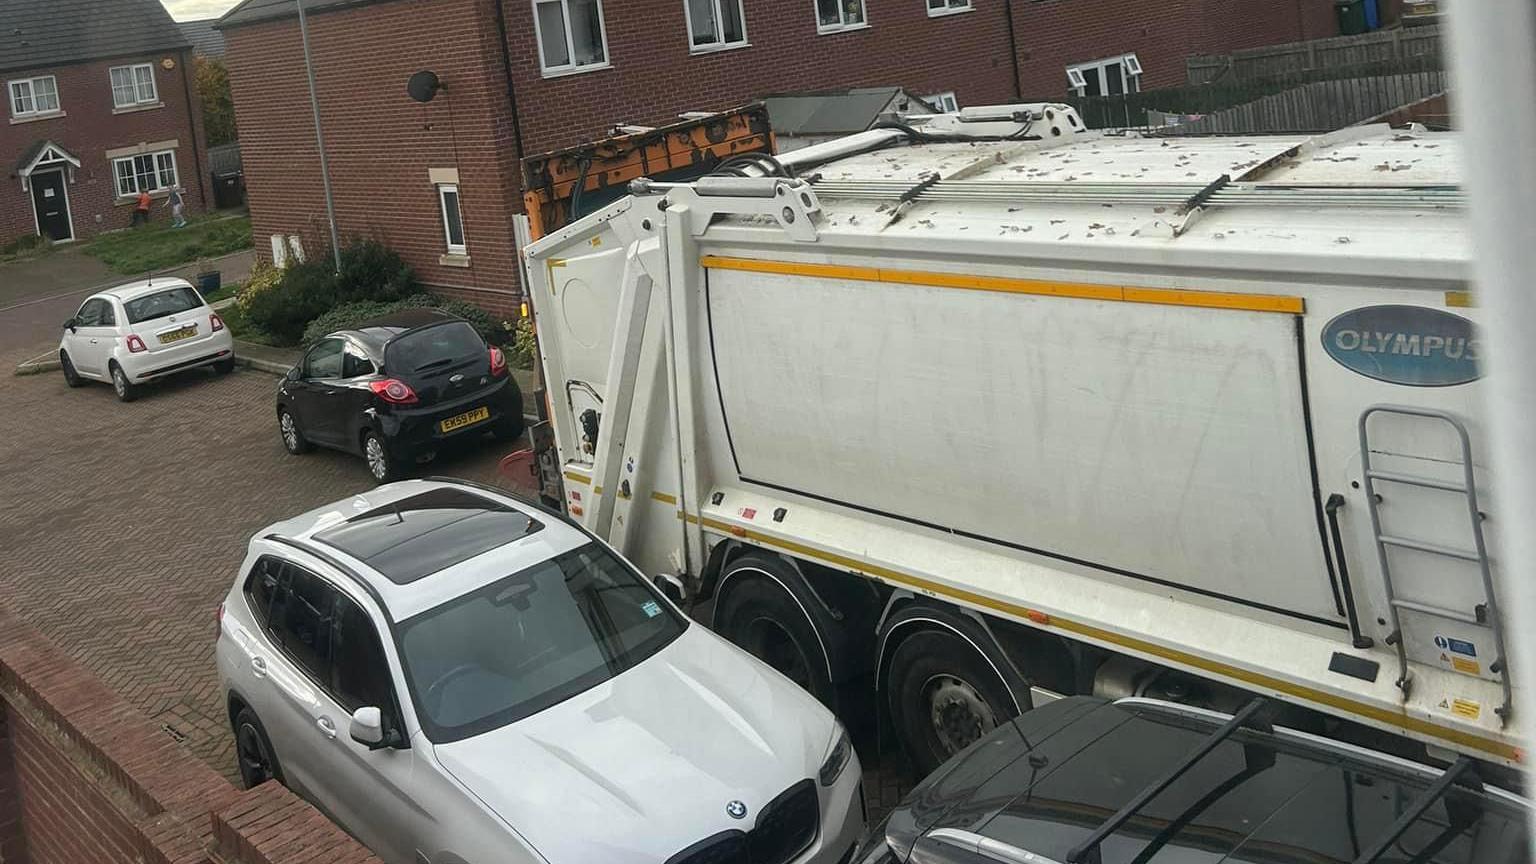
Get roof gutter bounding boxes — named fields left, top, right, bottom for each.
left=491, top=0, right=526, bottom=163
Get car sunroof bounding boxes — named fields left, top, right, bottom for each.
left=313, top=488, right=542, bottom=584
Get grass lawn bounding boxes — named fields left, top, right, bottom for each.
left=201, top=280, right=241, bottom=305
left=85, top=215, right=252, bottom=275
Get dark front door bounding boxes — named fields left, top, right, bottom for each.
left=30, top=169, right=72, bottom=241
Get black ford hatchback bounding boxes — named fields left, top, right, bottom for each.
left=276, top=309, right=524, bottom=482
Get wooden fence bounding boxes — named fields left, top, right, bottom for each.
left=1157, top=72, right=1450, bottom=135
left=1188, top=25, right=1445, bottom=84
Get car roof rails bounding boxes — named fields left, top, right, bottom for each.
left=1068, top=698, right=1487, bottom=864
left=1067, top=698, right=1277, bottom=864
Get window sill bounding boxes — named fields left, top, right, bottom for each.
left=539, top=62, right=612, bottom=80
left=689, top=41, right=751, bottom=55
left=113, top=190, right=173, bottom=206
left=816, top=23, right=869, bottom=36
left=439, top=253, right=472, bottom=268
left=926, top=5, right=974, bottom=17
left=112, top=102, right=164, bottom=115
left=9, top=110, right=66, bottom=125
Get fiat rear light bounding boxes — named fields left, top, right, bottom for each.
left=210, top=312, right=225, bottom=332
left=125, top=334, right=148, bottom=353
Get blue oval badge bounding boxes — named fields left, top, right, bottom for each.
left=1321, top=305, right=1480, bottom=387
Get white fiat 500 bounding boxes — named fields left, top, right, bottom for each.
left=59, top=278, right=235, bottom=401
left=215, top=478, right=864, bottom=864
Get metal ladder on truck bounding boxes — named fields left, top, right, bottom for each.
left=1359, top=405, right=1512, bottom=725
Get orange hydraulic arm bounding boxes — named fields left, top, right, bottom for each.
left=520, top=103, right=775, bottom=240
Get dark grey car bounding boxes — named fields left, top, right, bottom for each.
left=857, top=696, right=1529, bottom=864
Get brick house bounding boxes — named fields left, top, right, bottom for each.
left=218, top=0, right=1335, bottom=317
left=1, top=0, right=210, bottom=247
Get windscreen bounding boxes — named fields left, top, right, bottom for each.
left=385, top=321, right=485, bottom=375
left=396, top=542, right=686, bottom=742
left=124, top=286, right=203, bottom=324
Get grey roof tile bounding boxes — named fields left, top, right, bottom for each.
left=0, top=0, right=190, bottom=74
left=217, top=0, right=391, bottom=29
left=177, top=19, right=226, bottom=57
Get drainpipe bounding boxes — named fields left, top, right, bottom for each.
left=1004, top=0, right=1023, bottom=101
left=492, top=0, right=527, bottom=162
left=178, top=49, right=209, bottom=210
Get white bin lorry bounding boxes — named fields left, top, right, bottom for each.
left=517, top=104, right=1523, bottom=780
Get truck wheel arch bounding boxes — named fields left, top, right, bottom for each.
left=875, top=599, right=1030, bottom=717
left=711, top=552, right=837, bottom=699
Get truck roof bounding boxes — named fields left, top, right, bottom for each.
left=724, top=124, right=1467, bottom=284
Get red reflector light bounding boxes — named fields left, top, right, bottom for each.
left=210, top=313, right=225, bottom=332
left=1024, top=609, right=1052, bottom=625
left=369, top=378, right=418, bottom=404
left=125, top=334, right=147, bottom=353
left=489, top=346, right=508, bottom=377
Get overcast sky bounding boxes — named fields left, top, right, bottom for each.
left=161, top=0, right=241, bottom=22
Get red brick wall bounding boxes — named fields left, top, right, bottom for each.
left=1, top=51, right=209, bottom=246
left=223, top=0, right=526, bottom=304
left=0, top=607, right=380, bottom=864
left=1010, top=0, right=1337, bottom=95
left=505, top=0, right=1018, bottom=152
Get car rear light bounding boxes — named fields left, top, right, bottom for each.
left=489, top=346, right=508, bottom=377
left=125, top=334, right=147, bottom=353
left=215, top=602, right=224, bottom=639
left=210, top=312, right=225, bottom=332
left=369, top=378, right=419, bottom=404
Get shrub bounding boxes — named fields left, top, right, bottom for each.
left=334, top=238, right=418, bottom=304
left=235, top=260, right=284, bottom=313
left=242, top=256, right=339, bottom=344
left=298, top=295, right=509, bottom=347
left=511, top=317, right=538, bottom=368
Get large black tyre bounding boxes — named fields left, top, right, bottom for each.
left=60, top=351, right=84, bottom=387
left=714, top=556, right=836, bottom=709
left=213, top=358, right=236, bottom=375
left=886, top=629, right=1020, bottom=778
left=109, top=362, right=137, bottom=402
left=278, top=408, right=312, bottom=454
left=232, top=706, right=283, bottom=789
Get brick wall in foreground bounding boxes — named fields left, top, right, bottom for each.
left=0, top=607, right=380, bottom=864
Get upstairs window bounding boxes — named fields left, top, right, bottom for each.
left=8, top=76, right=60, bottom=118
left=927, top=0, right=972, bottom=16
left=1068, top=54, right=1143, bottom=97
left=110, top=64, right=158, bottom=109
left=534, top=0, right=609, bottom=75
left=816, top=0, right=866, bottom=32
left=686, top=0, right=747, bottom=50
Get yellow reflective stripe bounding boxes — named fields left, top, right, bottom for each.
left=700, top=256, right=1305, bottom=315
left=563, top=471, right=590, bottom=485
left=1445, top=290, right=1475, bottom=308
left=694, top=515, right=1519, bottom=763
left=651, top=491, right=678, bottom=505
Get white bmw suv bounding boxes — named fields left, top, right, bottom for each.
left=59, top=278, right=235, bottom=401
left=216, top=478, right=865, bottom=864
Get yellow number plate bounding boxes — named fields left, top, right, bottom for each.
left=158, top=326, right=197, bottom=344
left=440, top=406, right=490, bottom=433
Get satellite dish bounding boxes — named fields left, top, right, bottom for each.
left=407, top=71, right=441, bottom=103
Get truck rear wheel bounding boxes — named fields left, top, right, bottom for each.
left=713, top=556, right=836, bottom=709
left=886, top=628, right=1020, bottom=778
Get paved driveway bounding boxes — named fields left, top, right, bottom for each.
left=0, top=359, right=523, bottom=778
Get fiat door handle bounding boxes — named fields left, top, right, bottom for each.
left=251, top=656, right=268, bottom=678
left=316, top=717, right=337, bottom=740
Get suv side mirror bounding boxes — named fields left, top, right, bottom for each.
left=286, top=366, right=301, bottom=382
left=63, top=318, right=77, bottom=332
left=349, top=706, right=386, bottom=749
left=654, top=573, right=688, bottom=607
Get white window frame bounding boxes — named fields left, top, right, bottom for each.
left=111, top=149, right=178, bottom=198
left=1066, top=53, right=1143, bottom=97
left=8, top=75, right=60, bottom=119
left=814, top=0, right=867, bottom=34
left=684, top=0, right=748, bottom=52
left=532, top=0, right=612, bottom=77
left=926, top=0, right=972, bottom=17
left=109, top=63, right=158, bottom=109
left=438, top=184, right=467, bottom=255
left=923, top=91, right=960, bottom=113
